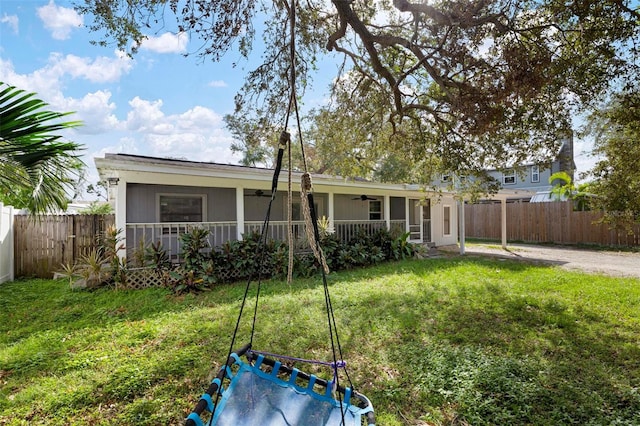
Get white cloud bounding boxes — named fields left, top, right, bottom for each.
left=139, top=32, right=188, bottom=54
left=63, top=90, right=120, bottom=134
left=0, top=57, right=122, bottom=135
left=37, top=0, right=83, bottom=40
left=48, top=51, right=133, bottom=83
left=0, top=58, right=61, bottom=104
left=0, top=52, right=132, bottom=123
left=146, top=132, right=239, bottom=164
left=2, top=54, right=239, bottom=173
left=125, top=97, right=166, bottom=131
left=121, top=95, right=238, bottom=163
left=177, top=106, right=223, bottom=129
left=208, top=80, right=227, bottom=88
left=1, top=13, right=18, bottom=34
left=93, top=137, right=140, bottom=160
left=0, top=59, right=24, bottom=86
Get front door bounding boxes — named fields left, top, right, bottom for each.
left=422, top=199, right=431, bottom=242
left=408, top=199, right=422, bottom=242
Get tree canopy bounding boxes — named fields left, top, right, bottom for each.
left=584, top=88, right=640, bottom=230
left=77, top=0, right=639, bottom=188
left=0, top=82, right=84, bottom=214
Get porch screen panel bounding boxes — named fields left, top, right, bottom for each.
left=159, top=195, right=203, bottom=222
left=443, top=205, right=451, bottom=236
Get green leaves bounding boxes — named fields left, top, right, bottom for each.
left=585, top=88, right=640, bottom=230
left=0, top=82, right=84, bottom=214
left=76, top=1, right=640, bottom=196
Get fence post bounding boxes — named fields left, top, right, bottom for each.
left=501, top=199, right=507, bottom=248
left=0, top=203, right=15, bottom=283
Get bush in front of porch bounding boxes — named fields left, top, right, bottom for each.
left=164, top=227, right=419, bottom=293
left=61, top=226, right=420, bottom=293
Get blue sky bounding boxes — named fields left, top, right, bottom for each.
left=0, top=0, right=337, bottom=193
left=1, top=0, right=597, bottom=195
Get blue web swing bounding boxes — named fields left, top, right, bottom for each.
left=185, top=128, right=376, bottom=425
left=185, top=4, right=375, bottom=422
left=186, top=345, right=375, bottom=426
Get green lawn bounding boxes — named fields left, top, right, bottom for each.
left=1, top=256, right=639, bottom=425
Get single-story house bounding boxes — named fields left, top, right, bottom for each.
left=95, top=153, right=459, bottom=260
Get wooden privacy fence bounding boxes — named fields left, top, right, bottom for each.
left=465, top=201, right=640, bottom=246
left=14, top=214, right=115, bottom=278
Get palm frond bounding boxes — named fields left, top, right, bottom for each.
left=0, top=81, right=85, bottom=214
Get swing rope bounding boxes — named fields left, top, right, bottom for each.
left=208, top=1, right=354, bottom=424
left=282, top=0, right=351, bottom=408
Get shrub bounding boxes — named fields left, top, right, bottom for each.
left=169, top=227, right=213, bottom=294
left=67, top=224, right=421, bottom=293
left=144, top=241, right=171, bottom=272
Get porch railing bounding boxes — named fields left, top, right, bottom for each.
left=334, top=220, right=387, bottom=241
left=389, top=220, right=406, bottom=235
left=398, top=219, right=433, bottom=242
left=244, top=221, right=307, bottom=243
left=126, top=222, right=237, bottom=262
left=245, top=220, right=402, bottom=243
left=126, top=218, right=428, bottom=261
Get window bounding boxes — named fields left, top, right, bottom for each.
left=443, top=205, right=451, bottom=236
left=158, top=194, right=205, bottom=222
left=289, top=200, right=321, bottom=221
left=503, top=170, right=516, bottom=185
left=531, top=165, right=540, bottom=183
left=440, top=174, right=450, bottom=183
left=369, top=200, right=382, bottom=220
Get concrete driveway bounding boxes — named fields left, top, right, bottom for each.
left=440, top=243, right=640, bottom=279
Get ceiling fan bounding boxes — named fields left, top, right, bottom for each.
left=352, top=194, right=378, bottom=201
left=249, top=189, right=272, bottom=197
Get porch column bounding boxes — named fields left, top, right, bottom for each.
left=114, top=178, right=127, bottom=259
left=459, top=199, right=466, bottom=255
left=501, top=198, right=507, bottom=248
left=328, top=191, right=335, bottom=230
left=384, top=195, right=390, bottom=230
left=405, top=197, right=410, bottom=234
left=419, top=203, right=424, bottom=241
left=236, top=187, right=245, bottom=241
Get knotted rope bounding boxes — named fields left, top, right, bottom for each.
left=301, top=172, right=329, bottom=274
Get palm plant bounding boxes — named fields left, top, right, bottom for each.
left=549, top=171, right=594, bottom=211
left=0, top=82, right=84, bottom=214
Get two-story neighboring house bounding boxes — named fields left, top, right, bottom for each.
left=487, top=133, right=575, bottom=196
left=436, top=133, right=575, bottom=202
left=454, top=133, right=576, bottom=203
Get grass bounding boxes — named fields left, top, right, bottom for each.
left=1, top=256, right=640, bottom=425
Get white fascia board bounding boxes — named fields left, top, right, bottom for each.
left=95, top=154, right=449, bottom=198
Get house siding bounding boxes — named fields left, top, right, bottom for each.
left=334, top=194, right=370, bottom=220
left=126, top=183, right=236, bottom=223
left=486, top=165, right=554, bottom=191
